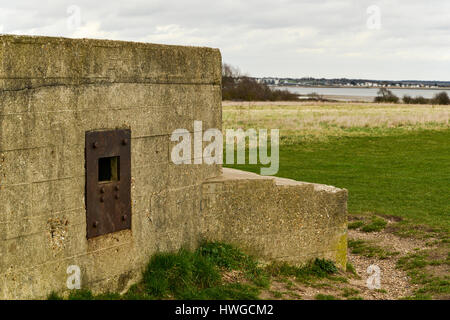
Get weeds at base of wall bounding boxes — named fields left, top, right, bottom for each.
left=48, top=241, right=339, bottom=300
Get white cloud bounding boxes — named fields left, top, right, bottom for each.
left=72, top=22, right=119, bottom=39
left=0, top=0, right=449, bottom=80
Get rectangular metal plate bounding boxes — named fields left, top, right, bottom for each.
left=85, top=129, right=131, bottom=239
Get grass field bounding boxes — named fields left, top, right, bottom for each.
left=223, top=102, right=450, bottom=233
left=223, top=101, right=450, bottom=299
left=53, top=102, right=449, bottom=300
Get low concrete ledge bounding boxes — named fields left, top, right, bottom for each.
left=201, top=168, right=348, bottom=269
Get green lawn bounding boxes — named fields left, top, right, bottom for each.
left=225, top=129, right=450, bottom=232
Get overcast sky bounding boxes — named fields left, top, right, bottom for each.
left=0, top=0, right=449, bottom=81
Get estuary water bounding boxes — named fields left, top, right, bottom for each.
left=275, top=86, right=450, bottom=99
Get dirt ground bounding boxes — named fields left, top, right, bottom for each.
left=259, top=218, right=439, bottom=300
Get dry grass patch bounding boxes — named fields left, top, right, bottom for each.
left=223, top=102, right=450, bottom=141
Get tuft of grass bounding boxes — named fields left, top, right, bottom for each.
left=348, top=221, right=365, bottom=230
left=315, top=294, right=339, bottom=300
left=285, top=291, right=302, bottom=299
left=346, top=262, right=358, bottom=277
left=327, top=275, right=348, bottom=283
left=47, top=290, right=111, bottom=300
left=313, top=258, right=339, bottom=275
left=197, top=242, right=270, bottom=288
left=198, top=242, right=252, bottom=270
left=141, top=248, right=221, bottom=299
left=48, top=289, right=124, bottom=301
left=190, top=283, right=260, bottom=300
left=270, top=290, right=283, bottom=298
left=122, top=284, right=155, bottom=300
left=341, top=288, right=360, bottom=298
left=348, top=239, right=398, bottom=259
left=67, top=290, right=94, bottom=300
left=266, top=258, right=338, bottom=284
left=361, top=216, right=387, bottom=233
left=347, top=296, right=364, bottom=300
left=47, top=291, right=63, bottom=300
left=400, top=294, right=433, bottom=300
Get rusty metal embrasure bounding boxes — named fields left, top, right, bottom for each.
left=85, top=129, right=131, bottom=239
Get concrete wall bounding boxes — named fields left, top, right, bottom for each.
left=201, top=169, right=347, bottom=268
left=0, top=35, right=221, bottom=299
left=0, top=35, right=347, bottom=300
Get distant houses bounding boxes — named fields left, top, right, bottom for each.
left=253, top=77, right=447, bottom=89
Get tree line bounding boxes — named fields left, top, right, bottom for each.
left=374, top=88, right=450, bottom=105
left=222, top=63, right=298, bottom=101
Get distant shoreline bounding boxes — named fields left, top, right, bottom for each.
left=222, top=99, right=374, bottom=106
left=270, top=85, right=450, bottom=102
left=272, top=85, right=450, bottom=90
left=312, top=95, right=372, bottom=102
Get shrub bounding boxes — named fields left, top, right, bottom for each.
left=404, top=96, right=431, bottom=104
left=431, top=92, right=450, bottom=105
left=415, top=96, right=431, bottom=104
left=403, top=92, right=450, bottom=105
left=403, top=95, right=413, bottom=104
left=374, top=88, right=399, bottom=103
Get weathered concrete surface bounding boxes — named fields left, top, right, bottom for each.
left=201, top=168, right=348, bottom=268
left=0, top=35, right=347, bottom=299
left=0, top=35, right=221, bottom=299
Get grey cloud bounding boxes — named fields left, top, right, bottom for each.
left=0, top=0, right=449, bottom=80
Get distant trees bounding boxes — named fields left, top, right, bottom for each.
left=222, top=63, right=299, bottom=101
left=375, top=88, right=450, bottom=105
left=402, top=95, right=429, bottom=104
left=374, top=88, right=400, bottom=103
left=222, top=63, right=241, bottom=89
left=431, top=92, right=450, bottom=105
left=402, top=91, right=450, bottom=105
